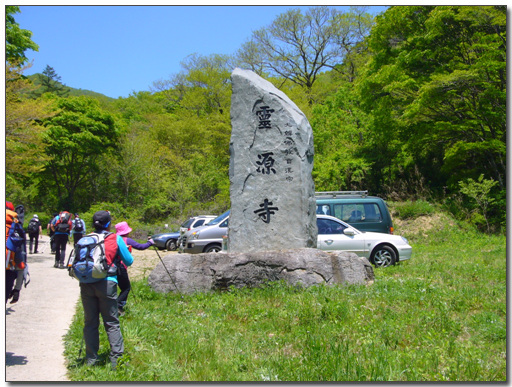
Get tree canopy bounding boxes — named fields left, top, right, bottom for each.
left=6, top=6, right=39, bottom=65
left=5, top=5, right=506, bottom=232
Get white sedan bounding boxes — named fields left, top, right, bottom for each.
left=317, top=215, right=412, bottom=267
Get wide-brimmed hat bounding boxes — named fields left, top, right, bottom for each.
left=93, top=210, right=111, bottom=229
left=115, top=221, right=132, bottom=236
left=34, top=214, right=38, bottom=218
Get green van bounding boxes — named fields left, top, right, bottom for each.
left=315, top=191, right=394, bottom=234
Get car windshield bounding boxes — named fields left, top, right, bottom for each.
left=181, top=218, right=194, bottom=228
left=206, top=210, right=230, bottom=226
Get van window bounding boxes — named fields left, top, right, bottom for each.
left=316, top=204, right=331, bottom=215
left=333, top=203, right=382, bottom=224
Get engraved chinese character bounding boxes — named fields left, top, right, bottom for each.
left=256, top=152, right=276, bottom=175
left=284, top=130, right=292, bottom=136
left=254, top=199, right=279, bottom=224
left=256, top=106, right=275, bottom=129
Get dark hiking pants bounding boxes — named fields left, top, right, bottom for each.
left=80, top=280, right=123, bottom=363
left=117, top=265, right=131, bottom=309
left=54, top=233, right=69, bottom=265
left=6, top=270, right=17, bottom=303
left=29, top=232, right=39, bottom=253
left=73, top=232, right=83, bottom=246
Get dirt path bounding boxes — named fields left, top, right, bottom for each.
left=5, top=235, right=165, bottom=382
left=5, top=235, right=80, bottom=382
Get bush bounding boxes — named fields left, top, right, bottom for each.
left=389, top=200, right=436, bottom=219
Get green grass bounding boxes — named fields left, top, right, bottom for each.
left=64, top=210, right=506, bottom=381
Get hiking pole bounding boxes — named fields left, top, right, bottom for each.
left=152, top=246, right=182, bottom=296
left=78, top=335, right=85, bottom=361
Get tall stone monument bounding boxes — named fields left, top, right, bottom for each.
left=228, top=68, right=317, bottom=252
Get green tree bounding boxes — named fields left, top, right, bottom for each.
left=6, top=62, right=55, bottom=175
left=459, top=174, right=498, bottom=233
left=6, top=62, right=56, bottom=207
left=311, top=82, right=370, bottom=191
left=153, top=53, right=233, bottom=116
left=237, top=6, right=374, bottom=103
left=39, top=96, right=121, bottom=210
left=358, top=6, right=506, bottom=196
left=6, top=6, right=39, bottom=65
left=35, top=65, right=70, bottom=97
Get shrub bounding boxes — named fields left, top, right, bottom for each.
left=389, top=200, right=436, bottom=220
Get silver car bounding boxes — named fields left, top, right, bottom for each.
left=317, top=214, right=412, bottom=267
left=179, top=215, right=217, bottom=238
left=179, top=210, right=230, bottom=254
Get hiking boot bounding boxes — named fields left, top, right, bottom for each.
left=111, top=356, right=125, bottom=371
left=9, top=289, right=19, bottom=304
left=59, top=263, right=66, bottom=269
left=54, top=261, right=59, bottom=268
left=34, top=251, right=38, bottom=254
left=85, top=358, right=98, bottom=367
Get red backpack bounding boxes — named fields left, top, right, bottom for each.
left=55, top=211, right=72, bottom=233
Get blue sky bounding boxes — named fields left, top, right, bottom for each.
left=13, top=4, right=388, bottom=99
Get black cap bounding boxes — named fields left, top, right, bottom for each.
left=93, top=210, right=111, bottom=229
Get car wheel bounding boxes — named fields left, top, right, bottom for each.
left=166, top=239, right=177, bottom=251
left=370, top=245, right=396, bottom=268
left=204, top=244, right=222, bottom=253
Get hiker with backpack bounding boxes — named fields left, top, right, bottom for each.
left=27, top=214, right=42, bottom=254
left=69, top=210, right=134, bottom=370
left=51, top=211, right=73, bottom=269
left=6, top=201, right=29, bottom=304
left=47, top=213, right=58, bottom=254
left=15, top=204, right=25, bottom=227
left=71, top=213, right=86, bottom=246
left=114, top=221, right=155, bottom=315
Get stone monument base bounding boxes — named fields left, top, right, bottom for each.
left=148, top=248, right=374, bottom=294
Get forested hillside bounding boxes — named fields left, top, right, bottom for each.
left=6, top=5, right=506, bottom=233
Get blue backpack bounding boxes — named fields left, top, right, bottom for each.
left=69, top=232, right=118, bottom=283
left=6, top=221, right=27, bottom=269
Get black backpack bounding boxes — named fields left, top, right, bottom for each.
left=27, top=218, right=39, bottom=233
left=15, top=205, right=25, bottom=226
left=74, top=218, right=84, bottom=233
left=55, top=211, right=72, bottom=232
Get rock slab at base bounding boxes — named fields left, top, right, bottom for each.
left=148, top=249, right=374, bottom=294
left=228, top=68, right=317, bottom=253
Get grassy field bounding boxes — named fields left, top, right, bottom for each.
left=64, top=205, right=506, bottom=381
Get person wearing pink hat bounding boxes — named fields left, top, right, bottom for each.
left=114, top=221, right=154, bottom=314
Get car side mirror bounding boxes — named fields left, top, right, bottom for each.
left=344, top=228, right=355, bottom=236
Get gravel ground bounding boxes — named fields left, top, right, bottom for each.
left=5, top=234, right=166, bottom=382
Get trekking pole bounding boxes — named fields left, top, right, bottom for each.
left=152, top=246, right=182, bottom=296
left=40, top=234, right=54, bottom=254
left=78, top=335, right=85, bottom=360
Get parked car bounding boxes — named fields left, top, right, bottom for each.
left=179, top=215, right=217, bottom=238
left=315, top=191, right=394, bottom=234
left=316, top=214, right=411, bottom=267
left=179, top=210, right=230, bottom=254
left=152, top=231, right=180, bottom=251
